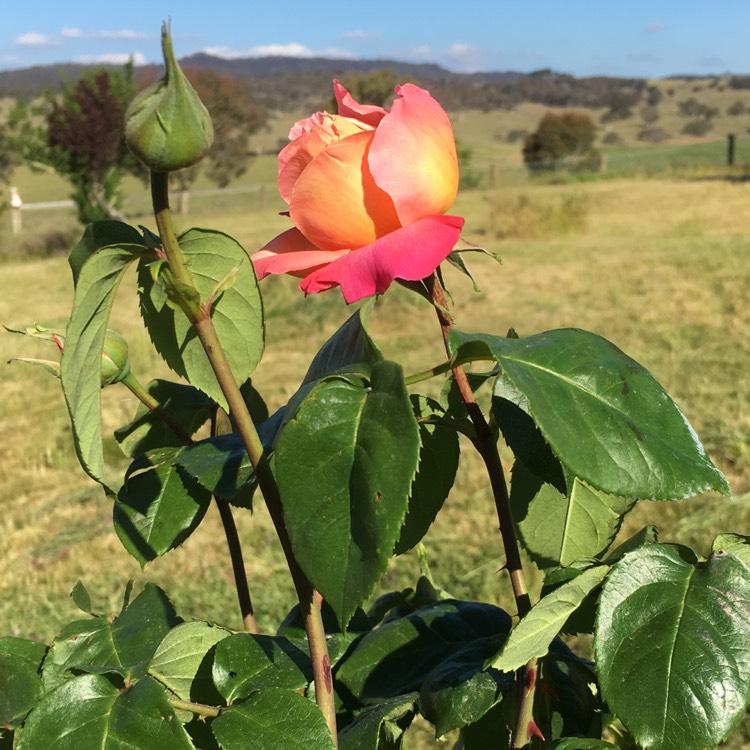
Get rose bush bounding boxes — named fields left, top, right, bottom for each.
left=251, top=80, right=464, bottom=303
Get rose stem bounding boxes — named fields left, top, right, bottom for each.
left=425, top=271, right=539, bottom=749
left=150, top=171, right=338, bottom=746
left=121, top=370, right=259, bottom=635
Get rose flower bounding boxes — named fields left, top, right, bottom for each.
left=251, top=81, right=464, bottom=303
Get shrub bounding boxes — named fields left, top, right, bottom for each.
left=505, top=128, right=529, bottom=144
left=637, top=127, right=669, bottom=143
left=727, top=100, right=746, bottom=116
left=523, top=111, right=602, bottom=173
left=682, top=119, right=714, bottom=136
left=602, top=131, right=624, bottom=145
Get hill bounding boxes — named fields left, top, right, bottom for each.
left=0, top=54, right=646, bottom=113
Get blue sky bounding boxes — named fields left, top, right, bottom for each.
left=2, top=0, right=749, bottom=77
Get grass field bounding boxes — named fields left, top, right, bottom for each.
left=1, top=100, right=750, bottom=747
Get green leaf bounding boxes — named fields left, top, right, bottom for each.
left=552, top=740, right=619, bottom=749
left=493, top=390, right=566, bottom=493
left=336, top=600, right=512, bottom=703
left=278, top=302, right=384, bottom=437
left=61, top=243, right=146, bottom=489
left=511, top=464, right=634, bottom=570
left=17, top=674, right=194, bottom=750
left=42, top=583, right=180, bottom=691
left=115, top=380, right=214, bottom=458
left=488, top=565, right=609, bottom=672
left=450, top=329, right=729, bottom=499
left=211, top=688, right=335, bottom=750
left=70, top=580, right=95, bottom=614
left=211, top=633, right=311, bottom=703
left=114, top=447, right=212, bottom=565
left=174, top=409, right=284, bottom=501
left=148, top=622, right=230, bottom=702
left=712, top=532, right=750, bottom=567
left=0, top=637, right=46, bottom=727
left=68, top=220, right=146, bottom=286
left=603, top=525, right=658, bottom=563
left=543, top=653, right=603, bottom=739
left=338, top=693, right=418, bottom=750
left=460, top=702, right=512, bottom=749
left=595, top=545, right=750, bottom=750
left=301, top=300, right=382, bottom=385
left=138, top=228, right=264, bottom=410
left=421, top=638, right=514, bottom=737
left=395, top=396, right=460, bottom=554
left=275, top=361, right=420, bottom=627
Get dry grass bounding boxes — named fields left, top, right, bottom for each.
left=1, top=111, right=749, bottom=747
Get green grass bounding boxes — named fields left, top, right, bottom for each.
left=603, top=138, right=750, bottom=175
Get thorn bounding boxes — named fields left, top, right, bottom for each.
left=528, top=719, right=545, bottom=742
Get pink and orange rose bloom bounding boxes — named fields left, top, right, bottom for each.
left=251, top=81, right=464, bottom=303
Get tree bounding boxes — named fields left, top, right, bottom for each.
left=22, top=66, right=141, bottom=224
left=600, top=89, right=639, bottom=122
left=727, top=99, right=746, bottom=116
left=640, top=104, right=660, bottom=128
left=677, top=97, right=718, bottom=119
left=523, top=112, right=602, bottom=173
left=331, top=69, right=402, bottom=109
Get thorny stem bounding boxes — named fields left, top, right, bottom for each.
left=121, top=370, right=259, bottom=634
left=425, top=272, right=539, bottom=749
left=210, top=411, right=258, bottom=634
left=150, top=172, right=338, bottom=746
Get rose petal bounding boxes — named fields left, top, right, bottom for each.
left=279, top=114, right=371, bottom=204
left=300, top=214, right=464, bottom=303
left=333, top=80, right=388, bottom=127
left=368, top=83, right=459, bottom=226
left=290, top=130, right=401, bottom=252
left=252, top=227, right=350, bottom=279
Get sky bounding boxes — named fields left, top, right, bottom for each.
left=2, top=0, right=749, bottom=78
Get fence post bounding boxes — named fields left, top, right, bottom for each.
left=727, top=134, right=736, bottom=166
left=10, top=187, right=22, bottom=235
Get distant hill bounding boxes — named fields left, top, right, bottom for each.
left=6, top=53, right=734, bottom=115
left=0, top=54, right=523, bottom=100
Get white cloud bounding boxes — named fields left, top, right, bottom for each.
left=203, top=43, right=352, bottom=60
left=342, top=30, right=379, bottom=40
left=92, top=29, right=150, bottom=40
left=445, top=43, right=486, bottom=73
left=250, top=43, right=315, bottom=57
left=59, top=27, right=150, bottom=41
left=72, top=52, right=147, bottom=66
left=15, top=32, right=53, bottom=47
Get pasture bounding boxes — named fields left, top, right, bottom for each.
left=1, top=100, right=749, bottom=747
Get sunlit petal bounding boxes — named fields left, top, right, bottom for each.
left=300, top=214, right=464, bottom=303
left=290, top=130, right=401, bottom=252
left=369, top=84, right=459, bottom=225
left=252, top=227, right=350, bottom=279
left=333, top=80, right=388, bottom=127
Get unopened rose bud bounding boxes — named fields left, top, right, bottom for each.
left=51, top=329, right=131, bottom=387
left=100, top=330, right=131, bottom=386
left=124, top=22, right=214, bottom=172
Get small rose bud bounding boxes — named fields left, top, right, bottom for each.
left=124, top=22, right=214, bottom=172
left=51, top=329, right=131, bottom=387
left=100, top=330, right=131, bottom=386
